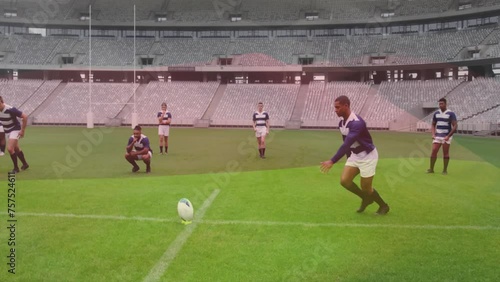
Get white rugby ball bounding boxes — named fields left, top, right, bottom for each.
left=177, top=198, right=194, bottom=221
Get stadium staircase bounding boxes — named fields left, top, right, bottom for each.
left=462, top=103, right=500, bottom=121
left=115, top=83, right=148, bottom=122
left=479, top=27, right=500, bottom=45
left=30, top=82, right=67, bottom=121
left=359, top=84, right=378, bottom=117
left=286, top=83, right=308, bottom=129
left=197, top=83, right=227, bottom=128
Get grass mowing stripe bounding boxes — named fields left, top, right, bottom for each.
left=142, top=189, right=220, bottom=282
left=17, top=212, right=179, bottom=223
left=16, top=212, right=500, bottom=231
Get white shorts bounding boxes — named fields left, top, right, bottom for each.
left=158, top=125, right=170, bottom=137
left=137, top=151, right=152, bottom=160
left=255, top=127, right=268, bottom=138
left=433, top=136, right=452, bottom=144
left=6, top=130, right=20, bottom=140
left=0, top=125, right=3, bottom=133
left=345, top=148, right=378, bottom=178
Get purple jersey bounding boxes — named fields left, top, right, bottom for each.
left=127, top=134, right=151, bottom=152
left=0, top=104, right=23, bottom=133
left=157, top=111, right=172, bottom=125
left=331, top=112, right=375, bottom=163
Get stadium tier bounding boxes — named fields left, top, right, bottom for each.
left=2, top=0, right=500, bottom=23
left=0, top=79, right=497, bottom=129
left=36, top=83, right=137, bottom=124
left=1, top=26, right=499, bottom=67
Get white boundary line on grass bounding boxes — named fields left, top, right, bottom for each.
left=16, top=211, right=500, bottom=231
left=142, top=189, right=220, bottom=282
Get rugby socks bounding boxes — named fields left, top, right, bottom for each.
left=10, top=153, right=19, bottom=170
left=344, top=183, right=364, bottom=199
left=429, top=157, right=437, bottom=171
left=0, top=143, right=5, bottom=153
left=443, top=157, right=450, bottom=172
left=159, top=147, right=163, bottom=153
left=258, top=149, right=263, bottom=157
left=262, top=148, right=266, bottom=157
left=165, top=146, right=168, bottom=153
left=17, top=150, right=28, bottom=167
left=371, top=189, right=387, bottom=207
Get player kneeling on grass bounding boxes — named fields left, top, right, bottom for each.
left=320, top=95, right=389, bottom=215
left=125, top=125, right=152, bottom=173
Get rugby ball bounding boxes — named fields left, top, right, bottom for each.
left=177, top=198, right=194, bottom=221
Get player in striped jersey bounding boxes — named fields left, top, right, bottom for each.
left=252, top=102, right=270, bottom=159
left=0, top=96, right=29, bottom=173
left=157, top=102, right=172, bottom=155
left=428, top=98, right=457, bottom=175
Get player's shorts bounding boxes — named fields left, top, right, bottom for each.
left=433, top=136, right=452, bottom=144
left=158, top=125, right=170, bottom=137
left=0, top=125, right=4, bottom=133
left=345, top=148, right=378, bottom=178
left=255, top=126, right=267, bottom=138
left=137, top=151, right=152, bottom=160
left=6, top=130, right=20, bottom=140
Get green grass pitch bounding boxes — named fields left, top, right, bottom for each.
left=0, top=127, right=499, bottom=281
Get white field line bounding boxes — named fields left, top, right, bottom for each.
left=142, top=189, right=220, bottom=282
left=16, top=211, right=500, bottom=231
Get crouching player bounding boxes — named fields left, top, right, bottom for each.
left=125, top=125, right=152, bottom=173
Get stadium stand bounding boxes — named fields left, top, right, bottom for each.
left=0, top=79, right=44, bottom=107
left=36, top=83, right=137, bottom=124
left=232, top=38, right=308, bottom=65
left=385, top=28, right=493, bottom=64
left=153, top=38, right=229, bottom=66
left=1, top=0, right=500, bottom=23
left=301, top=81, right=371, bottom=126
left=211, top=84, right=300, bottom=127
left=124, top=81, right=220, bottom=125
left=365, top=79, right=462, bottom=121
left=442, top=77, right=500, bottom=121
left=19, top=80, right=62, bottom=115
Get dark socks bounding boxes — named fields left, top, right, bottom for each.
left=159, top=147, right=163, bottom=153
left=17, top=151, right=28, bottom=166
left=0, top=143, right=5, bottom=153
left=372, top=189, right=387, bottom=207
left=263, top=148, right=265, bottom=156
left=443, top=157, right=450, bottom=172
left=430, top=157, right=437, bottom=171
left=258, top=149, right=263, bottom=157
left=10, top=152, right=19, bottom=169
left=344, top=183, right=364, bottom=199
left=165, top=146, right=168, bottom=153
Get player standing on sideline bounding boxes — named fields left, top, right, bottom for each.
left=320, top=96, right=389, bottom=215
left=125, top=125, right=152, bottom=173
left=427, top=98, right=457, bottom=175
left=157, top=102, right=172, bottom=155
left=0, top=96, right=29, bottom=173
left=253, top=102, right=270, bottom=159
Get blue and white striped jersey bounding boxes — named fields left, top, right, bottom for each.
left=432, top=110, right=457, bottom=137
left=0, top=104, right=23, bottom=133
left=253, top=111, right=269, bottom=127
